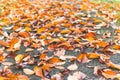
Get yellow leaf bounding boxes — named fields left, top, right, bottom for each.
left=60, top=30, right=71, bottom=34
left=25, top=27, right=31, bottom=31
left=15, top=54, right=25, bottom=63
left=37, top=28, right=45, bottom=33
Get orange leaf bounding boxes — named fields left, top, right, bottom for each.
left=113, top=44, right=120, bottom=50
left=42, top=64, right=51, bottom=71
left=87, top=53, right=100, bottom=59
left=12, top=26, right=20, bottom=31
left=0, top=55, right=4, bottom=63
left=34, top=66, right=43, bottom=77
left=17, top=75, right=29, bottom=80
left=106, top=61, right=120, bottom=70
left=97, top=41, right=108, bottom=47
left=84, top=32, right=96, bottom=41
left=8, top=38, right=19, bottom=49
left=39, top=53, right=47, bottom=60
left=48, top=44, right=56, bottom=50
left=47, top=57, right=62, bottom=64
left=0, top=40, right=9, bottom=47
left=77, top=53, right=90, bottom=63
left=100, top=69, right=116, bottom=79
left=19, top=31, right=30, bottom=38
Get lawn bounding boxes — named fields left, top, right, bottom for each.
left=0, top=0, right=120, bottom=80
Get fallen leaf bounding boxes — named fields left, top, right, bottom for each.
left=15, top=54, right=25, bottom=63
left=60, top=30, right=71, bottom=34
left=99, top=69, right=116, bottom=79
left=77, top=53, right=90, bottom=63
left=23, top=68, right=34, bottom=75
left=17, top=75, right=29, bottom=80
left=0, top=40, right=9, bottom=47
left=67, top=71, right=86, bottom=80
left=106, top=60, right=120, bottom=70
left=47, top=57, right=62, bottom=64
left=87, top=53, right=100, bottom=59
left=34, top=66, right=43, bottom=77
left=19, top=31, right=30, bottom=38
left=67, top=63, right=78, bottom=70
left=2, top=62, right=13, bottom=66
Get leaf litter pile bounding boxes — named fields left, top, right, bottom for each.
left=0, top=0, right=120, bottom=80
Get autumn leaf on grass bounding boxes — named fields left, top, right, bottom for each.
left=97, top=41, right=108, bottom=48
left=37, top=28, right=46, bottom=33
left=77, top=53, right=90, bottom=63
left=12, top=26, right=21, bottom=31
left=113, top=44, right=120, bottom=50
left=48, top=44, right=56, bottom=50
left=25, top=27, right=31, bottom=31
left=57, top=42, right=73, bottom=50
left=49, top=38, right=61, bottom=44
left=60, top=30, right=71, bottom=34
left=67, top=71, right=86, bottom=80
left=0, top=40, right=9, bottom=47
left=99, top=69, right=116, bottom=79
left=0, top=76, right=8, bottom=80
left=84, top=32, right=96, bottom=41
left=15, top=54, right=25, bottom=63
left=0, top=55, right=5, bottom=63
left=87, top=53, right=100, bottom=59
left=8, top=38, right=19, bottom=49
left=39, top=53, right=47, bottom=60
left=47, top=57, right=62, bottom=64
left=105, top=60, right=120, bottom=70
left=23, top=68, right=34, bottom=75
left=18, top=31, right=30, bottom=38
left=17, top=75, right=29, bottom=80
left=67, top=63, right=78, bottom=70
left=34, top=66, right=43, bottom=77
